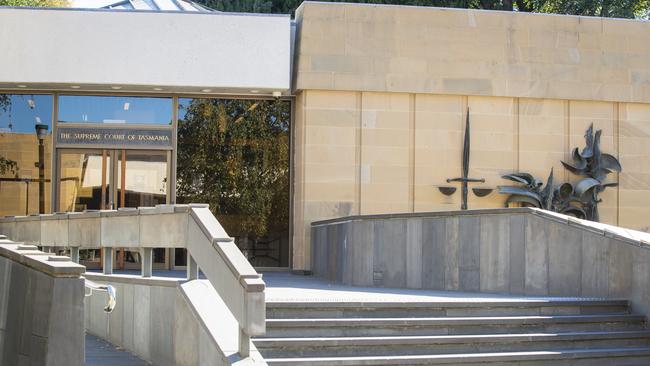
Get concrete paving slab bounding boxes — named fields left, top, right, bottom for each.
left=85, top=333, right=149, bottom=366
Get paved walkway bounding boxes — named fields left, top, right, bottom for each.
left=85, top=333, right=149, bottom=366
left=262, top=272, right=612, bottom=303
left=88, top=269, right=612, bottom=303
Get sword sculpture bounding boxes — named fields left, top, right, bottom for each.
left=444, top=108, right=486, bottom=210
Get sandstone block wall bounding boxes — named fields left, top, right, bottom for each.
left=292, top=2, right=650, bottom=270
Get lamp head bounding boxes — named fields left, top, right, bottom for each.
left=34, top=123, right=48, bottom=140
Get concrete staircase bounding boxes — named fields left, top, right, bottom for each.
left=253, top=299, right=650, bottom=365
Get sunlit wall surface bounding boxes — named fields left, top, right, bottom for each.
left=177, top=98, right=291, bottom=267
left=0, top=94, right=53, bottom=216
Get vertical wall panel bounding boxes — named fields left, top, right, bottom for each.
left=518, top=99, right=568, bottom=181
left=360, top=92, right=411, bottom=214
left=413, top=94, right=464, bottom=212
left=458, top=216, right=480, bottom=292
left=619, top=103, right=650, bottom=231
left=479, top=215, right=510, bottom=293
left=524, top=215, right=549, bottom=295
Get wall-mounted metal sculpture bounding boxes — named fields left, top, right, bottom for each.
left=499, top=168, right=586, bottom=218
left=561, top=124, right=621, bottom=221
left=499, top=124, right=621, bottom=222
left=438, top=108, right=491, bottom=210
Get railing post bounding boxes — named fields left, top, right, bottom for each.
left=70, top=247, right=80, bottom=263
left=187, top=254, right=199, bottom=280
left=103, top=247, right=113, bottom=275
left=239, top=327, right=250, bottom=358
left=141, top=247, right=153, bottom=278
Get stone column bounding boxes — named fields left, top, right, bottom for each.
left=187, top=254, right=199, bottom=280
left=103, top=247, right=113, bottom=275
left=141, top=248, right=153, bottom=278
left=70, top=247, right=80, bottom=263
left=239, top=327, right=250, bottom=358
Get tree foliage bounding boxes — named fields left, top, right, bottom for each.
left=176, top=98, right=290, bottom=241
left=195, top=0, right=648, bottom=18
left=0, top=0, right=69, bottom=6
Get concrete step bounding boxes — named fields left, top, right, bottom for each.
left=264, top=314, right=646, bottom=337
left=254, top=330, right=650, bottom=358
left=263, top=347, right=650, bottom=365
left=266, top=299, right=630, bottom=319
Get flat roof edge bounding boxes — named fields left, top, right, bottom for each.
left=0, top=5, right=291, bottom=18
left=299, top=0, right=650, bottom=23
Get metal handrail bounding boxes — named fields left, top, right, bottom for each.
left=84, top=278, right=116, bottom=313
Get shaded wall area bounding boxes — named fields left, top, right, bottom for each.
left=0, top=242, right=85, bottom=366
left=84, top=274, right=266, bottom=366
left=311, top=208, right=650, bottom=318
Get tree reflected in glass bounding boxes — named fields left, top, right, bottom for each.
left=177, top=98, right=290, bottom=267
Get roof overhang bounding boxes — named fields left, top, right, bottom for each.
left=0, top=7, right=292, bottom=96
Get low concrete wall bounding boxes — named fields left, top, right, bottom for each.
left=0, top=239, right=85, bottom=366
left=84, top=274, right=266, bottom=366
left=311, top=208, right=650, bottom=318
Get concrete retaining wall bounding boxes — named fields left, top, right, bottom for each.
left=84, top=274, right=266, bottom=366
left=311, top=208, right=650, bottom=318
left=0, top=241, right=85, bottom=366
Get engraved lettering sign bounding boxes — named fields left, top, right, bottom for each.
left=56, top=127, right=173, bottom=149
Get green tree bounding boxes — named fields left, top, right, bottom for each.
left=176, top=98, right=290, bottom=251
left=195, top=0, right=648, bottom=18
left=0, top=0, right=69, bottom=6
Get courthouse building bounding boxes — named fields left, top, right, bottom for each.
left=1, top=0, right=650, bottom=272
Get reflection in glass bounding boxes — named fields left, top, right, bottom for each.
left=58, top=95, right=173, bottom=125
left=177, top=98, right=291, bottom=267
left=0, top=94, right=53, bottom=216
left=117, top=150, right=168, bottom=208
left=58, top=150, right=110, bottom=212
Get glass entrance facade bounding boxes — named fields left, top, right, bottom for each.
left=177, top=98, right=291, bottom=268
left=0, top=92, right=292, bottom=269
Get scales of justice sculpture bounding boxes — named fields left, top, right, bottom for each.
left=438, top=108, right=493, bottom=210
left=435, top=108, right=621, bottom=221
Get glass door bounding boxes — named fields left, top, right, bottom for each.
left=57, top=148, right=171, bottom=270
left=115, top=150, right=170, bottom=270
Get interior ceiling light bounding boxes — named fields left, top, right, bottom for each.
left=250, top=90, right=260, bottom=93
left=70, top=86, right=81, bottom=89
left=17, top=85, right=27, bottom=88
left=201, top=89, right=212, bottom=93
left=111, top=86, right=122, bottom=90
left=153, top=88, right=163, bottom=91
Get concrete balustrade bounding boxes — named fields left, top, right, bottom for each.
left=83, top=274, right=267, bottom=366
left=0, top=239, right=85, bottom=366
left=311, top=207, right=650, bottom=320
left=0, top=203, right=266, bottom=360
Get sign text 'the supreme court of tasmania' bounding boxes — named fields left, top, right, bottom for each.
left=56, top=127, right=173, bottom=149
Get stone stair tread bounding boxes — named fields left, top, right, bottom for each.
left=266, top=314, right=645, bottom=327
left=266, top=299, right=629, bottom=308
left=263, top=347, right=650, bottom=365
left=254, top=330, right=650, bottom=346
